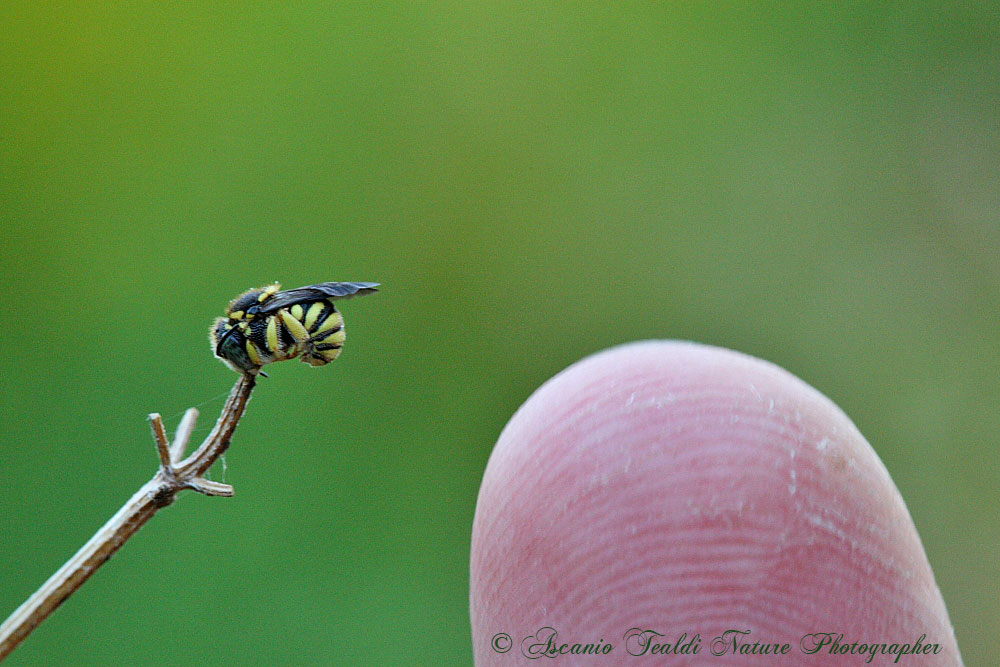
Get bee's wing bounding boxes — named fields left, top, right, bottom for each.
left=260, top=282, right=379, bottom=313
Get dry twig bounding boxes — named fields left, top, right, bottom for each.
left=0, top=372, right=257, bottom=661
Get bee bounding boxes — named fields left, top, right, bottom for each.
left=210, top=281, right=378, bottom=374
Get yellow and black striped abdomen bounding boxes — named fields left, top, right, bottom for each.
left=288, top=299, right=347, bottom=366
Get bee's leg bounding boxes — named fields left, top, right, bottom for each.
left=277, top=309, right=310, bottom=343
left=275, top=308, right=311, bottom=362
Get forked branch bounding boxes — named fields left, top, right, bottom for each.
left=0, top=372, right=257, bottom=661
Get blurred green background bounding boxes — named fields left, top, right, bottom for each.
left=1, top=3, right=997, bottom=665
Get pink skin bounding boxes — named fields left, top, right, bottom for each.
left=470, top=341, right=961, bottom=665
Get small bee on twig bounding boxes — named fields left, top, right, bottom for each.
left=210, top=281, right=378, bottom=374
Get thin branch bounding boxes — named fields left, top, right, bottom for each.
left=170, top=408, right=199, bottom=462
left=186, top=478, right=235, bottom=497
left=149, top=414, right=172, bottom=471
left=0, top=373, right=257, bottom=661
left=175, top=374, right=255, bottom=479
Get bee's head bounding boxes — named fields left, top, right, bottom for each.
left=210, top=284, right=280, bottom=374
left=210, top=318, right=256, bottom=372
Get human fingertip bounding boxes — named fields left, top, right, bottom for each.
left=470, top=341, right=960, bottom=665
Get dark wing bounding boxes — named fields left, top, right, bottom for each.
left=260, top=282, right=379, bottom=313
